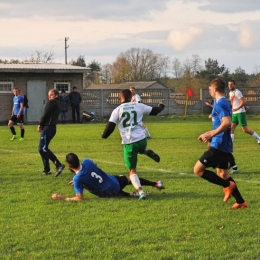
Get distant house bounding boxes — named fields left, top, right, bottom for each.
left=0, top=64, right=90, bottom=123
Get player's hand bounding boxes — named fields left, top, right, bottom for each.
left=37, top=125, right=42, bottom=132
left=198, top=132, right=212, bottom=143
left=52, top=193, right=64, bottom=200
left=68, top=180, right=74, bottom=186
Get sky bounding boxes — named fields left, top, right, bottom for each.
left=1, top=0, right=260, bottom=74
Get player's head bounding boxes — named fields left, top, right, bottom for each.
left=13, top=87, right=19, bottom=97
left=66, top=153, right=80, bottom=172
left=228, top=80, right=236, bottom=91
left=48, top=89, right=59, bottom=100
left=129, top=86, right=136, bottom=95
left=209, top=78, right=226, bottom=97
left=120, top=89, right=132, bottom=102
left=73, top=86, right=77, bottom=92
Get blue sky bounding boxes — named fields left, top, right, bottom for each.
left=1, top=0, right=260, bottom=73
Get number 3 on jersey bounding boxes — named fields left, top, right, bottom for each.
left=91, top=172, right=103, bottom=183
left=122, top=111, right=138, bottom=128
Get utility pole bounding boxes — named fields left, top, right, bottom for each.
left=65, top=37, right=69, bottom=64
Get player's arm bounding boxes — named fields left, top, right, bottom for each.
left=52, top=193, right=83, bottom=201
left=198, top=116, right=231, bottom=142
left=17, top=100, right=24, bottom=117
left=102, top=122, right=116, bottom=138
left=232, top=97, right=246, bottom=112
left=149, top=103, right=165, bottom=115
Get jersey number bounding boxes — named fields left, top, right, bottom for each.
left=122, top=111, right=138, bottom=127
left=91, top=172, right=103, bottom=183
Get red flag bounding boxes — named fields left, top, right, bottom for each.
left=187, top=88, right=194, bottom=98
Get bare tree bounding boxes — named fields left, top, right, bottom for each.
left=172, top=57, right=182, bottom=78
left=23, top=48, right=55, bottom=63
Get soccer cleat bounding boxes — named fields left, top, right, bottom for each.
left=155, top=180, right=165, bottom=190
left=55, top=163, right=65, bottom=177
left=19, top=138, right=24, bottom=141
left=231, top=201, right=248, bottom=209
left=144, top=149, right=160, bottom=162
left=41, top=171, right=52, bottom=176
left=138, top=191, right=147, bottom=201
left=229, top=168, right=240, bottom=174
left=223, top=181, right=236, bottom=202
left=10, top=135, right=18, bottom=141
left=129, top=190, right=149, bottom=197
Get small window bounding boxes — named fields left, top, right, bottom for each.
left=54, top=82, right=71, bottom=93
left=0, top=82, right=14, bottom=93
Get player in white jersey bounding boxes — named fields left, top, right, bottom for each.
left=102, top=89, right=164, bottom=200
left=130, top=86, right=152, bottom=139
left=228, top=80, right=260, bottom=146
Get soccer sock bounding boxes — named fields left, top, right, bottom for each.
left=201, top=170, right=230, bottom=187
left=10, top=126, right=16, bottom=135
left=232, top=165, right=238, bottom=170
left=21, top=129, right=25, bottom=138
left=227, top=177, right=245, bottom=204
left=230, top=134, right=234, bottom=142
left=139, top=177, right=156, bottom=187
left=144, top=127, right=151, bottom=138
left=129, top=174, right=142, bottom=190
left=252, top=132, right=260, bottom=141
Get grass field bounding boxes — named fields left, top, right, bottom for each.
left=0, top=115, right=260, bottom=260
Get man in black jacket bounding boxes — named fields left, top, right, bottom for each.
left=69, top=86, right=82, bottom=123
left=37, top=89, right=65, bottom=177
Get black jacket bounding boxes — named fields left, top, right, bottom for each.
left=39, top=97, right=60, bottom=127
left=69, top=91, right=82, bottom=107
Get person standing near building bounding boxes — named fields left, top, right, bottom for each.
left=194, top=78, right=247, bottom=209
left=8, top=87, right=25, bottom=141
left=228, top=80, right=260, bottom=145
left=69, top=86, right=82, bottom=123
left=37, top=89, right=65, bottom=177
left=129, top=86, right=152, bottom=139
left=59, top=89, right=70, bottom=123
left=19, top=89, right=29, bottom=117
left=102, top=89, right=164, bottom=201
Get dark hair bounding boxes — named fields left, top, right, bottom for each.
left=120, top=89, right=132, bottom=102
left=66, top=153, right=80, bottom=168
left=210, top=78, right=226, bottom=93
left=73, top=86, right=77, bottom=90
left=61, top=89, right=65, bottom=94
left=228, top=80, right=236, bottom=85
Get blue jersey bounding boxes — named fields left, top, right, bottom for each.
left=211, top=97, right=233, bottom=153
left=73, top=159, right=121, bottom=197
left=13, top=95, right=24, bottom=115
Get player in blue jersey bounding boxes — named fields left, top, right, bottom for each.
left=8, top=87, right=25, bottom=141
left=194, top=78, right=247, bottom=209
left=51, top=153, right=164, bottom=201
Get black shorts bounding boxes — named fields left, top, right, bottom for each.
left=199, top=147, right=230, bottom=169
left=10, top=115, right=24, bottom=124
left=114, top=175, right=129, bottom=190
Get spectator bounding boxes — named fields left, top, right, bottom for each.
left=69, top=86, right=82, bottom=123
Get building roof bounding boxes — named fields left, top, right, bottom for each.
left=0, top=63, right=90, bottom=73
left=86, top=81, right=168, bottom=89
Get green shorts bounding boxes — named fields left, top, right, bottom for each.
left=231, top=112, right=247, bottom=126
left=123, top=138, right=147, bottom=170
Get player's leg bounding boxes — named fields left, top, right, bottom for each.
left=228, top=153, right=240, bottom=174
left=18, top=115, right=25, bottom=141
left=38, top=128, right=51, bottom=174
left=230, top=113, right=239, bottom=142
left=8, top=116, right=18, bottom=141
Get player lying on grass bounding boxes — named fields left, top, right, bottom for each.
left=52, top=153, right=164, bottom=201
left=101, top=89, right=165, bottom=201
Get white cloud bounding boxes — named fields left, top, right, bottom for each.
left=238, top=21, right=260, bottom=49
left=166, top=27, right=203, bottom=51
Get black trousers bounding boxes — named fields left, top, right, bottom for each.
left=71, top=105, right=80, bottom=122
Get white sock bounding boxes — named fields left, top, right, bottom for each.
left=129, top=174, right=142, bottom=190
left=252, top=132, right=260, bottom=141
left=231, top=134, right=234, bottom=142
left=144, top=127, right=151, bottom=138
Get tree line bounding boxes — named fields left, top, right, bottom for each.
left=2, top=48, right=260, bottom=98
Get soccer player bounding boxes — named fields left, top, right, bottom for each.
left=228, top=80, right=260, bottom=145
left=129, top=86, right=152, bottom=139
left=51, top=153, right=165, bottom=201
left=37, top=89, right=65, bottom=177
left=194, top=78, right=247, bottom=209
left=102, top=89, right=164, bottom=200
left=8, top=87, right=25, bottom=141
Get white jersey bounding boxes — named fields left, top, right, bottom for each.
left=131, top=94, right=141, bottom=103
left=229, top=89, right=245, bottom=114
left=109, top=102, right=152, bottom=144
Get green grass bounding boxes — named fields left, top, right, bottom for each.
left=0, top=115, right=260, bottom=260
